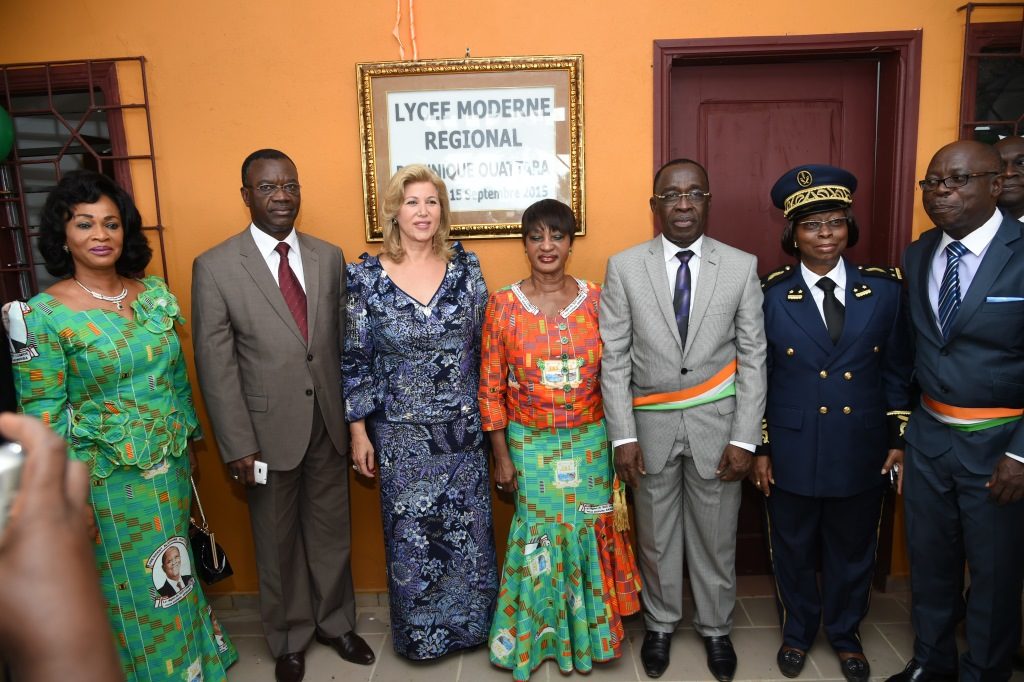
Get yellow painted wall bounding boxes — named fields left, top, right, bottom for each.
left=1, top=0, right=980, bottom=592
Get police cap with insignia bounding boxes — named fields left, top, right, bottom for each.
left=770, top=164, right=858, bottom=220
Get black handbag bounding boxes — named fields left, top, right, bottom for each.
left=189, top=476, right=234, bottom=584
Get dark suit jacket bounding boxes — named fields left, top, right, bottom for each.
left=904, top=213, right=1024, bottom=472
left=762, top=259, right=912, bottom=497
left=192, top=229, right=348, bottom=470
left=157, top=574, right=193, bottom=597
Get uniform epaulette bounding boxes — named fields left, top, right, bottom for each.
left=857, top=265, right=903, bottom=282
left=761, top=264, right=796, bottom=290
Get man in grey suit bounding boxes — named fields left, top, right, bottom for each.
left=600, top=158, right=767, bottom=681
left=887, top=141, right=1024, bottom=682
left=192, top=149, right=373, bottom=682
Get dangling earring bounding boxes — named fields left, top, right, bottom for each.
left=62, top=244, right=69, bottom=252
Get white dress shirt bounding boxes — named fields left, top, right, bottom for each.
left=662, top=233, right=703, bottom=313
left=927, top=208, right=1001, bottom=326
left=249, top=223, right=306, bottom=292
left=800, top=259, right=847, bottom=327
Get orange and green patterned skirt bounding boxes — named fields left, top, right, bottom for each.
left=489, top=419, right=641, bottom=681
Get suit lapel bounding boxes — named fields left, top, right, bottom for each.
left=833, top=262, right=876, bottom=358
left=913, top=230, right=943, bottom=344
left=299, top=235, right=320, bottom=344
left=684, top=238, right=718, bottom=357
left=238, top=230, right=307, bottom=345
left=780, top=270, right=834, bottom=354
left=950, top=216, right=1022, bottom=339
left=643, top=238, right=681, bottom=350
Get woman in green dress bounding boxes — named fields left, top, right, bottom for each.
left=479, top=199, right=641, bottom=681
left=8, top=170, right=237, bottom=681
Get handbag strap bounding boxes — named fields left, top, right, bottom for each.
left=190, top=476, right=209, bottom=532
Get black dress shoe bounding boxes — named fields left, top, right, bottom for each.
left=275, top=651, right=305, bottom=682
left=884, top=659, right=957, bottom=682
left=777, top=646, right=806, bottom=678
left=839, top=655, right=870, bottom=682
left=640, top=631, right=672, bottom=678
left=703, top=635, right=738, bottom=682
left=316, top=631, right=376, bottom=665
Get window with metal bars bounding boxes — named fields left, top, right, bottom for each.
left=0, top=57, right=166, bottom=303
left=959, top=3, right=1024, bottom=142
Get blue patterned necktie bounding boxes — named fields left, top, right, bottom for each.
left=937, top=240, right=968, bottom=340
left=673, top=250, right=694, bottom=347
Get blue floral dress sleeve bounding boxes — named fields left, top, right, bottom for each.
left=342, top=254, right=381, bottom=421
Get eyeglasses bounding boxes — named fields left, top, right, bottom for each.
left=653, top=190, right=712, bottom=205
left=917, top=172, right=997, bottom=192
left=247, top=183, right=301, bottom=196
left=797, top=217, right=850, bottom=232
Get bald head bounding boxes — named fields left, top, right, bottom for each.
left=922, top=141, right=1003, bottom=239
left=995, top=136, right=1024, bottom=219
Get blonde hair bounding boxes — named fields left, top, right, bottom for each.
left=380, top=164, right=453, bottom=262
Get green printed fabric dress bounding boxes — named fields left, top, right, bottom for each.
left=9, top=276, right=237, bottom=681
left=479, top=280, right=641, bottom=681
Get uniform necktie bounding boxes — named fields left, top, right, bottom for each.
left=816, top=276, right=844, bottom=344
left=673, top=250, right=694, bottom=347
left=275, top=242, right=308, bottom=342
left=938, top=240, right=968, bottom=340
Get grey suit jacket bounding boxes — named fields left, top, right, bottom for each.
left=191, top=229, right=348, bottom=470
left=600, top=235, right=767, bottom=478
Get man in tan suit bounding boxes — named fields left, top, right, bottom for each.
left=600, top=158, right=767, bottom=681
left=192, top=149, right=373, bottom=682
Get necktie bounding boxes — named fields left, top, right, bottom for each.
left=275, top=242, right=308, bottom=342
left=938, top=241, right=968, bottom=340
left=673, top=250, right=694, bottom=347
left=176, top=580, right=184, bottom=591
left=816, top=277, right=844, bottom=344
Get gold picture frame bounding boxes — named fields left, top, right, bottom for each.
left=356, top=54, right=585, bottom=241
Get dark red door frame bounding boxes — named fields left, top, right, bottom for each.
left=653, top=31, right=923, bottom=265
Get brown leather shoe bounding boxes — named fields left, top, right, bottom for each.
left=316, top=631, right=376, bottom=665
left=275, top=651, right=305, bottom=682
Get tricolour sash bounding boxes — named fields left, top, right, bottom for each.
left=633, top=360, right=737, bottom=411
left=921, top=394, right=1024, bottom=431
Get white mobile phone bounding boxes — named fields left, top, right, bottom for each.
left=253, top=460, right=268, bottom=485
left=0, top=442, right=25, bottom=533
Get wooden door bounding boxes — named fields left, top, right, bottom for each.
left=669, top=59, right=882, bottom=275
left=668, top=57, right=888, bottom=576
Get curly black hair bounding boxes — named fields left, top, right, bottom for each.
left=38, top=170, right=152, bottom=277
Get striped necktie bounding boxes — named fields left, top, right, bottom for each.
left=937, top=240, right=968, bottom=340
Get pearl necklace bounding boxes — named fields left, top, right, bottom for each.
left=74, top=278, right=128, bottom=310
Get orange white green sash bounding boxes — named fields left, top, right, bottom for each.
left=922, top=394, right=1024, bottom=431
left=633, top=360, right=737, bottom=411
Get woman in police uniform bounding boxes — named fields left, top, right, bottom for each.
left=753, top=165, right=912, bottom=682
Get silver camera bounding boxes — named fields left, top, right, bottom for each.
left=0, top=441, right=25, bottom=534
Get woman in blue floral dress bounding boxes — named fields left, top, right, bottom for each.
left=343, top=164, right=498, bottom=660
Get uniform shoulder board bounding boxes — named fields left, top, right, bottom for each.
left=857, top=265, right=903, bottom=282
left=761, top=264, right=796, bottom=289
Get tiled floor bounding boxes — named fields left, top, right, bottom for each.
left=212, top=578, right=1024, bottom=682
